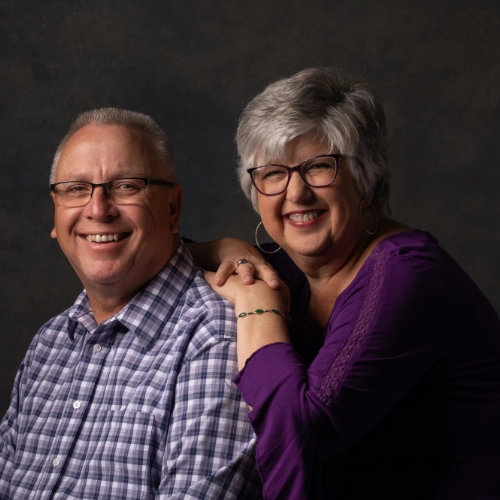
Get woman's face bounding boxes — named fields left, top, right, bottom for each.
left=256, top=135, right=367, bottom=268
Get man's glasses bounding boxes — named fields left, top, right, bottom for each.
left=50, top=177, right=176, bottom=208
left=247, top=154, right=345, bottom=196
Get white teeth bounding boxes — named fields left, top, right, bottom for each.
left=287, top=211, right=321, bottom=222
left=86, top=234, right=120, bottom=243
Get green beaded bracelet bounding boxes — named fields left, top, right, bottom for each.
left=236, top=308, right=286, bottom=321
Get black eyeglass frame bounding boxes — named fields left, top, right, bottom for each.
left=246, top=154, right=347, bottom=196
left=50, top=177, right=176, bottom=207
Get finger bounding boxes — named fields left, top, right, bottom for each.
left=235, top=262, right=256, bottom=285
left=255, top=264, right=281, bottom=290
left=213, top=262, right=235, bottom=286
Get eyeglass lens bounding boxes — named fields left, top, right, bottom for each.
left=252, top=155, right=338, bottom=195
left=52, top=178, right=148, bottom=207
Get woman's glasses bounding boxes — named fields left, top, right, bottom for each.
left=247, top=154, right=345, bottom=196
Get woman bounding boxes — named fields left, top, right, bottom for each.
left=194, top=68, right=500, bottom=499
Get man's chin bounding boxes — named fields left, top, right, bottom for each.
left=77, top=266, right=130, bottom=288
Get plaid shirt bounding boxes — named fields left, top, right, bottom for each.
left=0, top=243, right=261, bottom=499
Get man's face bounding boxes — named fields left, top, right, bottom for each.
left=51, top=124, right=182, bottom=300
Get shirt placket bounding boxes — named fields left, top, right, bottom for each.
left=35, top=324, right=114, bottom=499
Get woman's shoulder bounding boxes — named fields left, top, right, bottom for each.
left=369, top=219, right=439, bottom=257
left=357, top=226, right=498, bottom=328
left=367, top=222, right=448, bottom=274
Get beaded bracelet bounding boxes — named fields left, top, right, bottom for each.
left=236, top=308, right=286, bottom=321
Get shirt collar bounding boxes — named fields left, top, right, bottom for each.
left=67, top=242, right=198, bottom=348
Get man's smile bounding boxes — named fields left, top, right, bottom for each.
left=85, top=233, right=128, bottom=243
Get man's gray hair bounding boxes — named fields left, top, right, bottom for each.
left=236, top=67, right=390, bottom=217
left=50, top=108, right=176, bottom=183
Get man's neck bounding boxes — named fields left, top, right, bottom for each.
left=87, top=292, right=136, bottom=325
left=82, top=237, right=181, bottom=324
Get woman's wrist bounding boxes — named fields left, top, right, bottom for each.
left=236, top=308, right=286, bottom=321
left=234, top=284, right=284, bottom=316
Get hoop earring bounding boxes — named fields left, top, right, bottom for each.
left=360, top=201, right=378, bottom=236
left=255, top=221, right=281, bottom=254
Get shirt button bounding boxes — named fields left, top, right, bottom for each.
left=73, top=400, right=81, bottom=409
left=53, top=457, right=61, bottom=467
left=93, top=344, right=102, bottom=353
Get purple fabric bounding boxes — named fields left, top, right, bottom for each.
left=234, top=231, right=500, bottom=500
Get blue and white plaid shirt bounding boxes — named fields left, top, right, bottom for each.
left=0, top=243, right=261, bottom=499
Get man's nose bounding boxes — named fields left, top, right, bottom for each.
left=84, top=185, right=117, bottom=218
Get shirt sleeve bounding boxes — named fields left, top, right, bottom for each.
left=0, top=362, right=23, bottom=496
left=156, top=336, right=262, bottom=499
left=234, top=252, right=449, bottom=499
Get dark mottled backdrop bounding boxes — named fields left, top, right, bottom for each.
left=1, top=0, right=499, bottom=414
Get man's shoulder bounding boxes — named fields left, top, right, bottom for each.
left=141, top=268, right=238, bottom=370
left=31, top=305, right=76, bottom=346
left=178, top=270, right=237, bottom=342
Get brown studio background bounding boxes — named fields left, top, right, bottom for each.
left=1, top=0, right=499, bottom=415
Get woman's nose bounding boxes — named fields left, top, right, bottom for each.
left=285, top=171, right=313, bottom=203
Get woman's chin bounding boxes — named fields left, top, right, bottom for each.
left=284, top=237, right=335, bottom=261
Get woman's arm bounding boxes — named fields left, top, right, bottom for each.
left=210, top=253, right=451, bottom=499
left=205, top=272, right=291, bottom=371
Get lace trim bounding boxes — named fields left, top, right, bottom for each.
left=317, top=247, right=387, bottom=406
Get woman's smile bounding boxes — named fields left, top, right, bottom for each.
left=284, top=210, right=325, bottom=223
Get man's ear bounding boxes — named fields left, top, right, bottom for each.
left=168, top=185, right=182, bottom=234
left=50, top=192, right=57, bottom=238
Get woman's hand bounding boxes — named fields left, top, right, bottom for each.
left=205, top=271, right=291, bottom=370
left=187, top=237, right=281, bottom=289
left=205, top=271, right=290, bottom=313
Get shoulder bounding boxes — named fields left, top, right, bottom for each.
left=370, top=230, right=490, bottom=307
left=333, top=232, right=450, bottom=336
left=179, top=268, right=237, bottom=344
left=153, top=242, right=237, bottom=345
left=170, top=270, right=240, bottom=376
left=355, top=231, right=448, bottom=311
left=30, top=306, right=74, bottom=347
left=14, top=306, right=75, bottom=382
left=366, top=230, right=449, bottom=286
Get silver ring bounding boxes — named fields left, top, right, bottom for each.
left=236, top=258, right=248, bottom=267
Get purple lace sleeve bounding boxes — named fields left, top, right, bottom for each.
left=317, top=247, right=386, bottom=406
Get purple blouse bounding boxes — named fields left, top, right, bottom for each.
left=234, top=231, right=500, bottom=500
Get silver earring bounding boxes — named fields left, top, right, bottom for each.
left=359, top=201, right=378, bottom=236
left=255, top=221, right=281, bottom=254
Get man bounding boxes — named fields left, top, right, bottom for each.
left=0, top=109, right=261, bottom=499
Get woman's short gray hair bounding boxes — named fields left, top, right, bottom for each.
left=50, top=107, right=176, bottom=183
left=236, top=67, right=390, bottom=217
